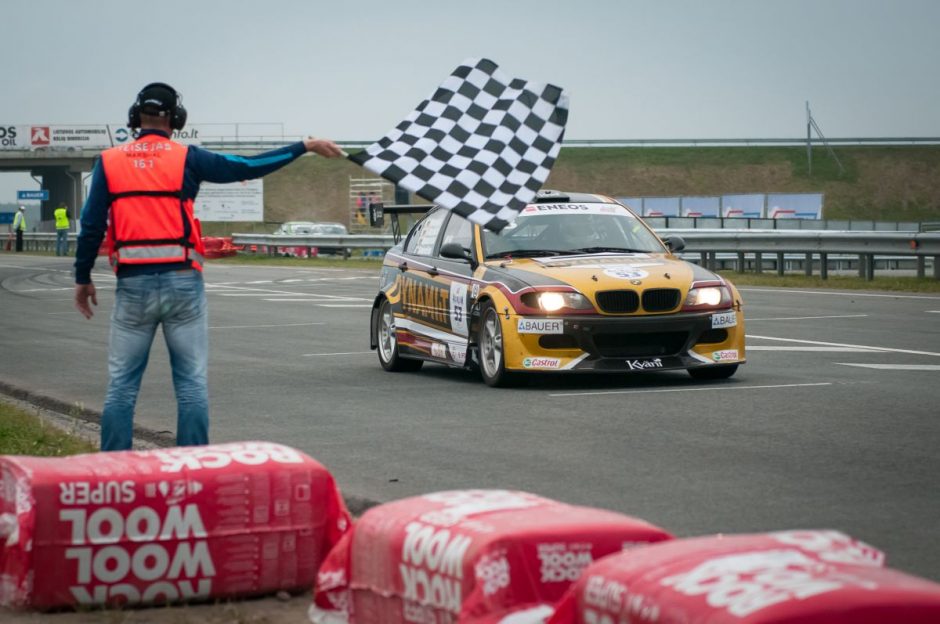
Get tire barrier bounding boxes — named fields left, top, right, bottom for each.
left=0, top=442, right=351, bottom=610
left=548, top=530, right=940, bottom=624
left=309, top=489, right=673, bottom=624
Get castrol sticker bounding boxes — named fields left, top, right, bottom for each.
left=712, top=350, right=738, bottom=362
left=711, top=310, right=737, bottom=329
left=517, top=318, right=564, bottom=334
left=523, top=357, right=561, bottom=369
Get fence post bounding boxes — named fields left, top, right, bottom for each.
left=858, top=254, right=866, bottom=278
left=736, top=252, right=745, bottom=273
left=755, top=252, right=763, bottom=274
left=776, top=252, right=785, bottom=276
left=916, top=256, right=925, bottom=278
left=804, top=253, right=813, bottom=276
left=934, top=256, right=940, bottom=281
left=820, top=253, right=828, bottom=280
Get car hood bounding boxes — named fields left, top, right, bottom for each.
left=482, top=253, right=713, bottom=294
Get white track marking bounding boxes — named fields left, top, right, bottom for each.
left=741, top=288, right=940, bottom=301
left=208, top=284, right=367, bottom=299
left=262, top=297, right=368, bottom=302
left=316, top=304, right=374, bottom=308
left=550, top=382, right=832, bottom=398
left=301, top=351, right=373, bottom=357
left=836, top=363, right=940, bottom=371
left=209, top=322, right=325, bottom=329
left=928, top=311, right=940, bottom=314
left=747, top=334, right=940, bottom=358
left=746, top=346, right=880, bottom=352
left=746, top=314, right=868, bottom=321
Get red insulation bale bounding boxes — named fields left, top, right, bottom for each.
left=310, top=489, right=673, bottom=624
left=0, top=442, right=351, bottom=610
left=549, top=530, right=940, bottom=624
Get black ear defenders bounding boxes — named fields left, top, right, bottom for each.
left=127, top=82, right=188, bottom=130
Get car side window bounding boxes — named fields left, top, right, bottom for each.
left=439, top=213, right=473, bottom=253
left=405, top=209, right=448, bottom=256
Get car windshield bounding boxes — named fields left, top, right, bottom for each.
left=482, top=203, right=666, bottom=258
left=315, top=225, right=347, bottom=235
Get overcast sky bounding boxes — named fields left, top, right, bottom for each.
left=3, top=0, right=938, bottom=201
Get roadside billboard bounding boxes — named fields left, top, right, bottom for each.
left=642, top=197, right=680, bottom=217
left=722, top=193, right=765, bottom=218
left=680, top=196, right=719, bottom=217
left=0, top=124, right=206, bottom=150
left=767, top=193, right=824, bottom=219
left=193, top=179, right=264, bottom=222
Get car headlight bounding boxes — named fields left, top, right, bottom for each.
left=684, top=286, right=732, bottom=310
left=537, top=292, right=592, bottom=312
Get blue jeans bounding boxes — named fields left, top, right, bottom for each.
left=56, top=229, right=68, bottom=256
left=101, top=270, right=209, bottom=451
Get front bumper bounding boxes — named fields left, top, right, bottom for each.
left=503, top=309, right=745, bottom=373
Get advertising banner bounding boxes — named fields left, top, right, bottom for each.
left=0, top=125, right=112, bottom=150
left=680, top=196, right=719, bottom=218
left=722, top=193, right=765, bottom=218
left=767, top=193, right=824, bottom=219
left=107, top=124, right=205, bottom=147
left=642, top=197, right=680, bottom=218
left=193, top=179, right=264, bottom=222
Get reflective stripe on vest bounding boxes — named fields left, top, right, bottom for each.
left=111, top=245, right=204, bottom=269
left=101, top=136, right=205, bottom=273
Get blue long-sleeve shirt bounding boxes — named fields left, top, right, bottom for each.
left=74, top=129, right=307, bottom=284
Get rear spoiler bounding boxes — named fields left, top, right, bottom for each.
left=369, top=202, right=434, bottom=243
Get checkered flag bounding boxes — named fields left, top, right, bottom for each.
left=350, top=58, right=569, bottom=232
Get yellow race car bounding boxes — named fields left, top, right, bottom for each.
left=369, top=191, right=745, bottom=386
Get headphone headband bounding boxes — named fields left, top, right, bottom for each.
left=127, top=82, right=187, bottom=130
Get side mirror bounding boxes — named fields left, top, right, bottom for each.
left=663, top=235, right=685, bottom=253
left=440, top=242, right=477, bottom=268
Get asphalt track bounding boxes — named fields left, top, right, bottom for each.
left=1, top=255, right=938, bottom=581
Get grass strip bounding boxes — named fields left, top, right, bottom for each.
left=0, top=401, right=96, bottom=456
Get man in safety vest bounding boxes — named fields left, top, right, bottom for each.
left=11, top=206, right=27, bottom=252
left=73, top=82, right=344, bottom=451
left=54, top=202, right=70, bottom=256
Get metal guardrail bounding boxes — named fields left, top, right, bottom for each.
left=229, top=230, right=940, bottom=280
left=9, top=231, right=936, bottom=280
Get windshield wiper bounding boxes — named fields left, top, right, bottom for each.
left=566, top=247, right=650, bottom=254
left=485, top=249, right=562, bottom=259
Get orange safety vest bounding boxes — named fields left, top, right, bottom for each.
left=101, top=135, right=204, bottom=272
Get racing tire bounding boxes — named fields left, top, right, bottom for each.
left=478, top=301, right=518, bottom=387
left=688, top=364, right=738, bottom=380
left=376, top=298, right=423, bottom=372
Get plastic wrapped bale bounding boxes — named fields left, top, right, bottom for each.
left=310, top=489, right=673, bottom=624
left=0, top=442, right=351, bottom=610
left=548, top=530, right=940, bottom=624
